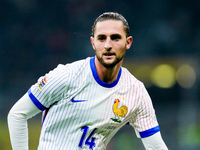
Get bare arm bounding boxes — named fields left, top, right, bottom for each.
left=141, top=131, right=168, bottom=150
left=7, top=93, right=41, bottom=150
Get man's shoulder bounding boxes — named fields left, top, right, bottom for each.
left=63, top=57, right=92, bottom=77
left=121, top=67, right=144, bottom=85
left=65, top=57, right=90, bottom=67
left=121, top=67, right=136, bottom=79
left=59, top=57, right=91, bottom=72
left=48, top=57, right=91, bottom=79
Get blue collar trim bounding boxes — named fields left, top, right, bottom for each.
left=90, top=57, right=121, bottom=88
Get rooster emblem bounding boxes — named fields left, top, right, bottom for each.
left=111, top=99, right=128, bottom=123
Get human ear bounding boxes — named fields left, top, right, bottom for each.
left=126, top=36, right=133, bottom=50
left=90, top=36, right=95, bottom=50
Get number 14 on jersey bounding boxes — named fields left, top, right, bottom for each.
left=78, top=126, right=97, bottom=150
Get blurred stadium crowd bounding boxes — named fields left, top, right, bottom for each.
left=0, top=0, right=200, bottom=150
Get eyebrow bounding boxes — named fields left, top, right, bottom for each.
left=110, top=34, right=122, bottom=39
left=97, top=34, right=106, bottom=38
left=96, top=34, right=122, bottom=39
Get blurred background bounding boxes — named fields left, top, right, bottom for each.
left=0, top=0, right=200, bottom=149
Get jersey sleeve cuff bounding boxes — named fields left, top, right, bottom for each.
left=28, top=88, right=47, bottom=111
left=139, top=125, right=160, bottom=138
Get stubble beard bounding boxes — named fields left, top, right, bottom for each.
left=95, top=51, right=125, bottom=68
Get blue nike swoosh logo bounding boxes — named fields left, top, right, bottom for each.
left=71, top=99, right=87, bottom=103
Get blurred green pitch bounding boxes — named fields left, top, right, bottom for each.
left=0, top=119, right=41, bottom=150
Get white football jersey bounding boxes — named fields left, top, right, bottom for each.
left=28, top=57, right=159, bottom=150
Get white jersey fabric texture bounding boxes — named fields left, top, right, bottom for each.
left=28, top=56, right=159, bottom=150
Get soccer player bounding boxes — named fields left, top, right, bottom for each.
left=8, top=12, right=168, bottom=150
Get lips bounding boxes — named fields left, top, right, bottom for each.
left=103, top=53, right=115, bottom=59
left=103, top=52, right=115, bottom=56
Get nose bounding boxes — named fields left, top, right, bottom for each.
left=104, top=38, right=112, bottom=50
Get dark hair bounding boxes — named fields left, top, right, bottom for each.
left=91, top=12, right=130, bottom=37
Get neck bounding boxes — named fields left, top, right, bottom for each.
left=94, top=57, right=122, bottom=83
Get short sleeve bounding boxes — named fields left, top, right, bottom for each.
left=28, top=64, right=67, bottom=111
left=130, top=84, right=160, bottom=138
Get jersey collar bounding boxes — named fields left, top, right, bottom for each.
left=90, top=57, right=122, bottom=88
